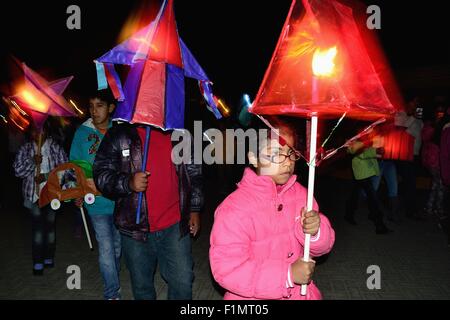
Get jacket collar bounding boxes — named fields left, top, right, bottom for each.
left=82, top=118, right=112, bottom=132
left=238, top=167, right=297, bottom=198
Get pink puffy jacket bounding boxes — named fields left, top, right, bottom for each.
left=210, top=168, right=335, bottom=300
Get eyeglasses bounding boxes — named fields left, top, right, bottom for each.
left=260, top=150, right=302, bottom=164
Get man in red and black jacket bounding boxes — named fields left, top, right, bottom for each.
left=93, top=122, right=202, bottom=300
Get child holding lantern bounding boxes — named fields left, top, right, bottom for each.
left=209, top=122, right=335, bottom=300
left=13, top=122, right=68, bottom=275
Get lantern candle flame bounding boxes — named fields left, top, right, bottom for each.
left=312, top=46, right=337, bottom=77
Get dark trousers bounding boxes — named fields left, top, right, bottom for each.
left=29, top=204, right=56, bottom=265
left=396, top=159, right=418, bottom=216
left=346, top=177, right=385, bottom=225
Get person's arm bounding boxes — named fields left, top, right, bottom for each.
left=209, top=205, right=292, bottom=299
left=294, top=193, right=335, bottom=258
left=395, top=111, right=414, bottom=128
left=357, top=147, right=378, bottom=160
left=295, top=211, right=335, bottom=258
left=13, top=144, right=35, bottom=179
left=69, top=130, right=83, bottom=161
left=185, top=163, right=203, bottom=212
left=53, top=142, right=68, bottom=166
left=185, top=147, right=203, bottom=236
left=347, top=140, right=372, bottom=156
left=184, top=135, right=203, bottom=212
left=93, top=129, right=132, bottom=200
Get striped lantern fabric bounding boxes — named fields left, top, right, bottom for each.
left=94, top=0, right=221, bottom=130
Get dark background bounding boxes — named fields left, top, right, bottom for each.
left=0, top=3, right=448, bottom=300
left=0, top=0, right=449, bottom=110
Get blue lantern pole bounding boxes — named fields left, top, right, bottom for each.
left=136, top=126, right=151, bottom=224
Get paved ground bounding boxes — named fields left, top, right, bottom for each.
left=0, top=170, right=449, bottom=300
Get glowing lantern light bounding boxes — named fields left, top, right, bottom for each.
left=312, top=46, right=337, bottom=77
left=250, top=0, right=402, bottom=296
left=19, top=89, right=48, bottom=113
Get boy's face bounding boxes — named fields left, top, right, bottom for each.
left=251, top=134, right=297, bottom=185
left=89, top=98, right=114, bottom=127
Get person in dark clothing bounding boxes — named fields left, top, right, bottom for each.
left=93, top=123, right=202, bottom=300
left=395, top=97, right=424, bottom=220
left=13, top=124, right=68, bottom=275
left=345, top=137, right=392, bottom=234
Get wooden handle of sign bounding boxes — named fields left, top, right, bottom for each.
left=35, top=133, right=43, bottom=196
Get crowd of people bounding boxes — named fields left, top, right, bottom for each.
left=344, top=96, right=450, bottom=242
left=2, top=91, right=449, bottom=300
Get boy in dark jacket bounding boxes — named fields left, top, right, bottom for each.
left=93, top=123, right=202, bottom=300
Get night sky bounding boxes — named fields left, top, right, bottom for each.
left=0, top=0, right=449, bottom=110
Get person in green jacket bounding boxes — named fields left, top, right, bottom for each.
left=70, top=89, right=121, bottom=299
left=344, top=136, right=392, bottom=234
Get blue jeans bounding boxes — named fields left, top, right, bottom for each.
left=371, top=160, right=398, bottom=197
left=89, top=214, right=122, bottom=300
left=121, top=222, right=193, bottom=300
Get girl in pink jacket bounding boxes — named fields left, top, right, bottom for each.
left=209, top=126, right=335, bottom=300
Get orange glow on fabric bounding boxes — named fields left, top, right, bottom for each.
left=6, top=98, right=30, bottom=130
left=148, top=0, right=182, bottom=67
left=9, top=98, right=28, bottom=116
left=19, top=89, right=49, bottom=113
left=116, top=0, right=160, bottom=43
